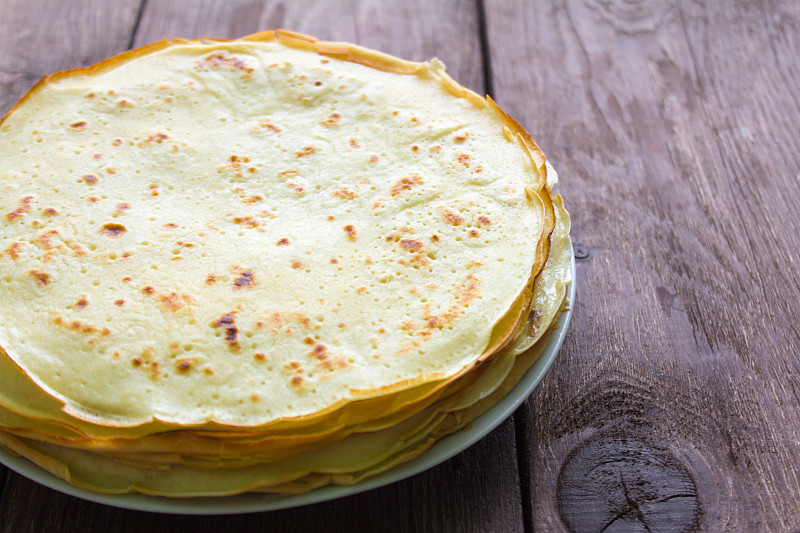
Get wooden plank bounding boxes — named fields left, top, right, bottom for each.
left=0, top=0, right=144, bottom=116
left=485, top=0, right=800, bottom=531
left=0, top=0, right=143, bottom=514
left=0, top=1, right=525, bottom=531
left=131, top=0, right=484, bottom=94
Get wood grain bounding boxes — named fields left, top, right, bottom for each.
left=131, top=0, right=485, bottom=94
left=0, top=0, right=143, bottom=510
left=3, top=0, right=798, bottom=530
left=0, top=1, right=525, bottom=531
left=0, top=0, right=143, bottom=116
left=485, top=0, right=800, bottom=531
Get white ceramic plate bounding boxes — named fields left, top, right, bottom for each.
left=0, top=250, right=575, bottom=515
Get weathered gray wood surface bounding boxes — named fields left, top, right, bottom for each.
left=1, top=0, right=799, bottom=531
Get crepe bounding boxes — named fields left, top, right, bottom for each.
left=0, top=30, right=571, bottom=497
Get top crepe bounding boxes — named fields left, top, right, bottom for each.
left=0, top=31, right=550, bottom=428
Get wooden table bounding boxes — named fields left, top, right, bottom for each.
left=1, top=1, right=799, bottom=531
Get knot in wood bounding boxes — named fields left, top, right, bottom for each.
left=557, top=433, right=699, bottom=532
left=573, top=243, right=590, bottom=260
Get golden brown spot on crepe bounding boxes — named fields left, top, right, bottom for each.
left=457, top=153, right=471, bottom=167
left=233, top=270, right=254, bottom=289
left=343, top=225, right=357, bottom=240
left=212, top=312, right=239, bottom=346
left=290, top=375, right=304, bottom=386
left=291, top=260, right=304, bottom=270
left=429, top=145, right=442, bottom=151
left=327, top=215, right=335, bottom=221
left=233, top=188, right=264, bottom=205
left=454, top=133, right=470, bottom=143
left=321, top=113, right=341, bottom=128
left=112, top=138, right=122, bottom=146
left=312, top=344, right=327, bottom=359
left=196, top=53, right=254, bottom=77
left=286, top=183, right=305, bottom=194
left=468, top=229, right=480, bottom=238
left=439, top=208, right=464, bottom=226
left=132, top=357, right=143, bottom=367
left=159, top=292, right=189, bottom=311
left=75, top=296, right=88, bottom=309
left=418, top=275, right=482, bottom=335
left=141, top=133, right=169, bottom=145
left=142, top=286, right=155, bottom=294
left=163, top=222, right=178, bottom=229
left=43, top=207, right=59, bottom=216
left=29, top=270, right=50, bottom=286
left=257, top=120, right=281, bottom=133
left=93, top=153, right=103, bottom=160
left=333, top=188, right=357, bottom=200
left=121, top=277, right=132, bottom=283
left=6, top=196, right=33, bottom=220
left=87, top=196, right=100, bottom=204
left=391, top=175, right=423, bottom=196
left=253, top=352, right=266, bottom=361
left=457, top=275, right=481, bottom=305
left=114, top=299, right=125, bottom=306
left=176, top=359, right=192, bottom=372
left=478, top=215, right=491, bottom=225
left=296, top=146, right=316, bottom=158
left=205, top=274, right=217, bottom=286
left=100, top=223, right=126, bottom=237
left=66, top=320, right=103, bottom=335
left=36, top=229, right=60, bottom=250
left=106, top=167, right=117, bottom=175
left=369, top=155, right=379, bottom=163
left=349, top=139, right=359, bottom=148
left=357, top=286, right=368, bottom=294
left=69, top=121, right=87, bottom=131
left=4, top=242, right=22, bottom=259
left=399, top=239, right=423, bottom=251
left=233, top=216, right=260, bottom=228
left=277, top=238, right=290, bottom=246
left=411, top=145, right=419, bottom=152
left=329, top=257, right=338, bottom=264
left=149, top=362, right=160, bottom=380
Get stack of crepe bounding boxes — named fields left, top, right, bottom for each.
left=0, top=30, right=572, bottom=497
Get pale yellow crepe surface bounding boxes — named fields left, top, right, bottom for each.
left=0, top=36, right=547, bottom=427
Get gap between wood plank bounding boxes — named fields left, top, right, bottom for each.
left=477, top=3, right=534, bottom=531
left=128, top=0, right=149, bottom=50
left=477, top=0, right=495, bottom=97
left=0, top=469, right=7, bottom=506
left=514, top=407, right=534, bottom=533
